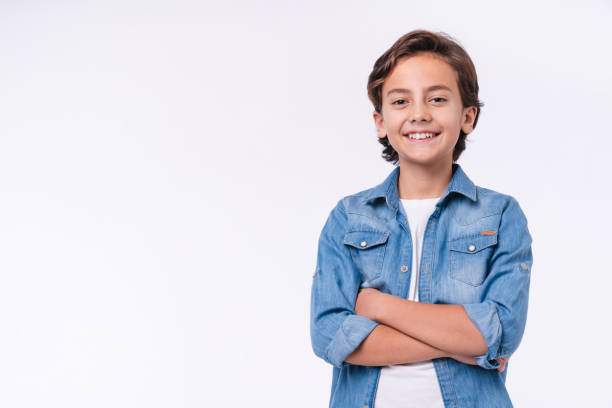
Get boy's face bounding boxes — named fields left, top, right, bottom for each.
left=373, top=52, right=477, bottom=168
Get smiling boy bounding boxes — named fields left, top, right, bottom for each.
left=310, top=30, right=532, bottom=408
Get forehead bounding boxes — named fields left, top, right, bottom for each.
left=382, top=52, right=459, bottom=95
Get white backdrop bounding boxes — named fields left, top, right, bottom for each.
left=1, top=1, right=610, bottom=406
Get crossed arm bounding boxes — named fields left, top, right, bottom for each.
left=344, top=288, right=508, bottom=372
left=311, top=199, right=531, bottom=372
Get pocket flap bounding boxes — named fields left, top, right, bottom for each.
left=343, top=230, right=389, bottom=250
left=449, top=234, right=497, bottom=254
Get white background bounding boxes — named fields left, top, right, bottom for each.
left=1, top=0, right=611, bottom=406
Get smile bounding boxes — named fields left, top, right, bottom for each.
left=404, top=132, right=441, bottom=141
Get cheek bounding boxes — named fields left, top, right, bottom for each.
left=439, top=121, right=462, bottom=138
left=442, top=109, right=465, bottom=128
left=385, top=115, right=404, bottom=132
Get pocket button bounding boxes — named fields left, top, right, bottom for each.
left=468, top=244, right=476, bottom=252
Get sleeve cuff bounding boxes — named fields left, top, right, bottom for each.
left=462, top=302, right=503, bottom=369
left=325, top=314, right=379, bottom=368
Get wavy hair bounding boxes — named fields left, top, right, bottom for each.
left=367, top=29, right=484, bottom=164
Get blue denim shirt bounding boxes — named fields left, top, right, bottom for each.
left=310, top=163, right=533, bottom=408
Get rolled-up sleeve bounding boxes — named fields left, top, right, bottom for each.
left=310, top=200, right=380, bottom=368
left=461, top=197, right=533, bottom=370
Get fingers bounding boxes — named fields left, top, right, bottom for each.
left=496, top=358, right=504, bottom=372
left=495, top=357, right=509, bottom=372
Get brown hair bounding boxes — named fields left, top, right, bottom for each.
left=367, top=29, right=484, bottom=164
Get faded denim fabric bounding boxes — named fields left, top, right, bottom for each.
left=310, top=163, right=533, bottom=408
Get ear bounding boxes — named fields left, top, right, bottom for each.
left=461, top=106, right=478, bottom=134
left=373, top=111, right=386, bottom=139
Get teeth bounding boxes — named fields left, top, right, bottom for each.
left=408, top=132, right=436, bottom=140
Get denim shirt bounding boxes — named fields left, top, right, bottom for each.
left=310, top=163, right=533, bottom=408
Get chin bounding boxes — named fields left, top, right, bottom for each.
left=399, top=154, right=449, bottom=166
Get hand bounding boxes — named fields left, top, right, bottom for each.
left=354, top=288, right=384, bottom=322
left=495, top=357, right=509, bottom=373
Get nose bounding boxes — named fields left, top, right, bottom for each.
left=410, top=102, right=431, bottom=122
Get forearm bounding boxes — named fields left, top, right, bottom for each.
left=344, top=323, right=450, bottom=366
left=377, top=293, right=487, bottom=356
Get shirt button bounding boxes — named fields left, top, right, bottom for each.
left=360, top=241, right=367, bottom=247
left=468, top=244, right=476, bottom=252
left=401, top=265, right=408, bottom=272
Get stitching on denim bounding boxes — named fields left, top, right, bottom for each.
left=449, top=233, right=498, bottom=246
left=491, top=303, right=503, bottom=362
left=345, top=209, right=390, bottom=223
left=427, top=220, right=439, bottom=303
left=344, top=230, right=390, bottom=241
left=443, top=358, right=460, bottom=407
left=454, top=211, right=503, bottom=226
left=377, top=243, right=387, bottom=276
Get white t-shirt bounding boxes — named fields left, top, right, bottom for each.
left=373, top=197, right=445, bottom=408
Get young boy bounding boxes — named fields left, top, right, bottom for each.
left=310, top=30, right=533, bottom=408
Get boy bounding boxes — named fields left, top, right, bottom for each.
left=310, top=29, right=532, bottom=408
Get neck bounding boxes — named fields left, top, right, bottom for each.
left=397, top=158, right=453, bottom=199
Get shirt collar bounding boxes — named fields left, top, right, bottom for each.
left=363, top=162, right=478, bottom=211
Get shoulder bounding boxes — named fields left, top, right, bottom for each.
left=339, top=185, right=376, bottom=210
left=476, top=185, right=516, bottom=209
left=321, top=184, right=391, bottom=236
left=337, top=184, right=392, bottom=224
left=474, top=185, right=529, bottom=226
left=445, top=180, right=530, bottom=228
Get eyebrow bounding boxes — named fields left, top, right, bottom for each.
left=386, top=85, right=453, bottom=97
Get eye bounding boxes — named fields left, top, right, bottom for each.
left=431, top=97, right=447, bottom=103
left=392, top=99, right=407, bottom=105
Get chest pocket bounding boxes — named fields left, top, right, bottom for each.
left=343, top=230, right=389, bottom=282
left=449, top=233, right=497, bottom=286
